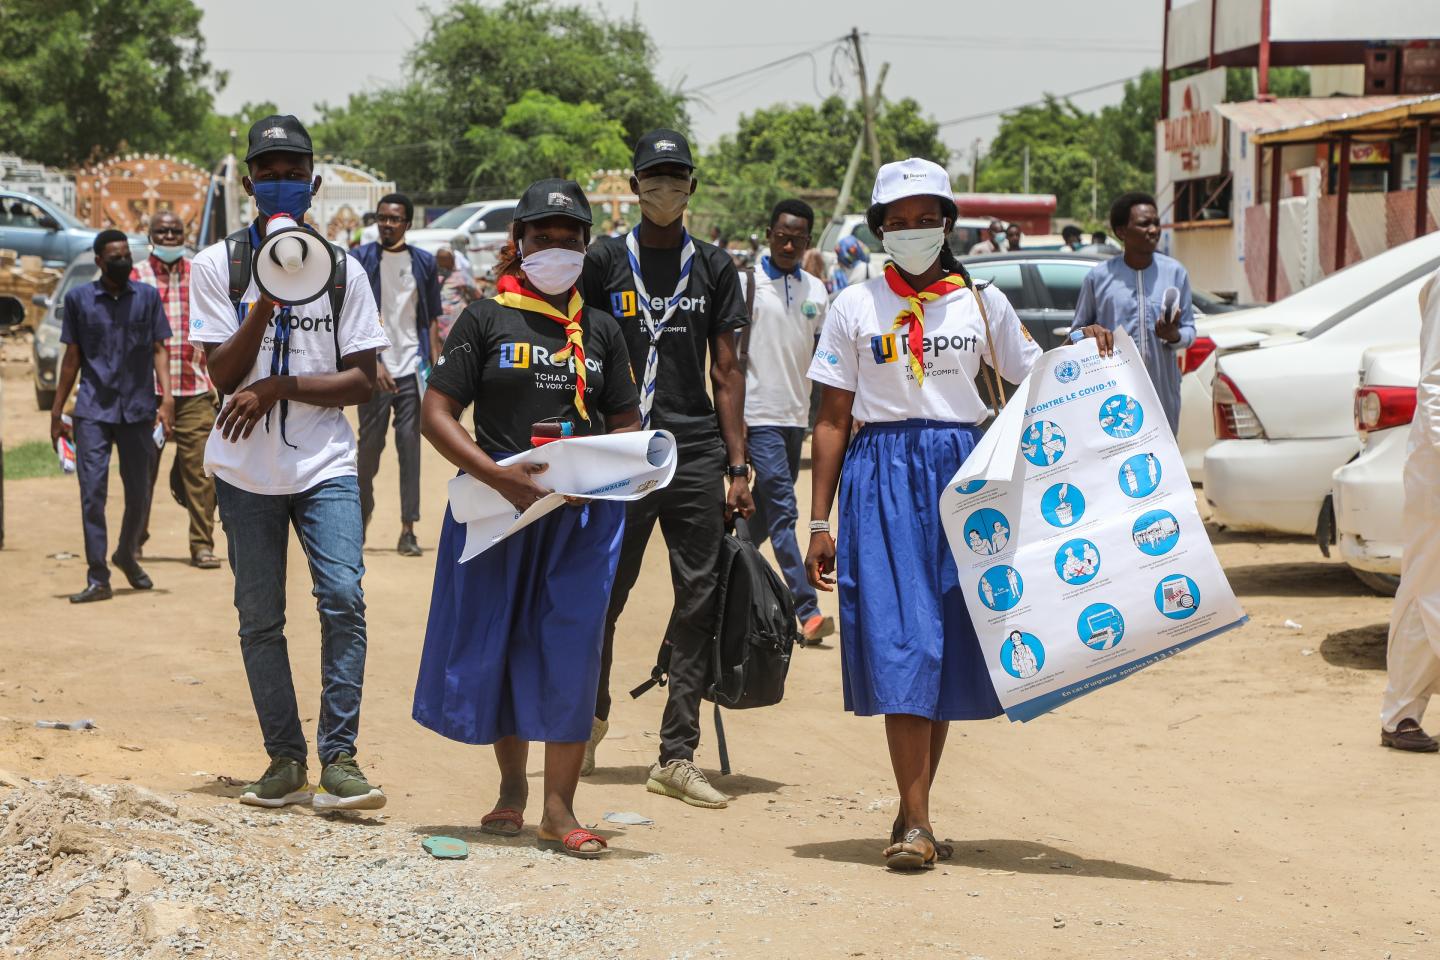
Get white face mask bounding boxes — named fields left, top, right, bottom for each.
left=518, top=244, right=585, bottom=295
left=882, top=227, right=946, bottom=276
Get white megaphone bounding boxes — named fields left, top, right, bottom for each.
left=254, top=214, right=335, bottom=306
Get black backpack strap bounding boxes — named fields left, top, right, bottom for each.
left=737, top=266, right=756, bottom=375
left=629, top=642, right=672, bottom=700
left=327, top=243, right=347, bottom=371
left=224, top=228, right=252, bottom=306
left=713, top=703, right=731, bottom=777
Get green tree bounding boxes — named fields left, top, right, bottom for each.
left=312, top=0, right=686, bottom=201
left=697, top=95, right=950, bottom=239
left=468, top=91, right=632, bottom=192
left=0, top=0, right=225, bottom=167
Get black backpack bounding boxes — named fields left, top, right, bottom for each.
left=630, top=516, right=798, bottom=774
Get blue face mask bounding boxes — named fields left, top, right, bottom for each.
left=252, top=179, right=313, bottom=219
left=151, top=244, right=186, bottom=264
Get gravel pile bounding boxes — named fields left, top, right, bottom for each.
left=0, top=774, right=657, bottom=959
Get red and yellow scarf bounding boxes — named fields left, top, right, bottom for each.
left=493, top=274, right=589, bottom=420
left=882, top=262, right=967, bottom=387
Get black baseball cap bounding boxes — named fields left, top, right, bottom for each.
left=513, top=178, right=593, bottom=225
left=632, top=129, right=694, bottom=172
left=245, top=114, right=314, bottom=162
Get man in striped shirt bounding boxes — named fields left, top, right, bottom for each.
left=134, top=211, right=221, bottom=568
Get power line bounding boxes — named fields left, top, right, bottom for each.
left=936, top=74, right=1143, bottom=128
left=868, top=32, right=1158, bottom=53
left=679, top=37, right=847, bottom=94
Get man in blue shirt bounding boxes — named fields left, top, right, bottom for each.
left=1071, top=192, right=1195, bottom=434
left=353, top=192, right=442, bottom=556
left=50, top=229, right=173, bottom=603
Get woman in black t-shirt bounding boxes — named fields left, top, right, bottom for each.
left=413, top=179, right=640, bottom=860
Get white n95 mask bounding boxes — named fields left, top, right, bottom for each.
left=882, top=227, right=946, bottom=275
left=519, top=245, right=585, bottom=295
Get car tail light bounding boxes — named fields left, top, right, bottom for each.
left=1354, top=385, right=1416, bottom=434
left=1179, top=336, right=1216, bottom=374
left=1213, top=372, right=1266, bottom=440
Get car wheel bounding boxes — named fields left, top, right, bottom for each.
left=35, top=384, right=55, bottom=411
left=1350, top=567, right=1400, bottom=597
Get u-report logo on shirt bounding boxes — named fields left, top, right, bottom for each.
left=870, top=334, right=900, bottom=364
left=499, top=342, right=531, bottom=369
left=611, top=290, right=636, bottom=318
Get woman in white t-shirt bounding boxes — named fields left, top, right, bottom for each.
left=805, top=158, right=1041, bottom=872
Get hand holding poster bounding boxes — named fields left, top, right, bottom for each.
left=448, top=430, right=677, bottom=562
left=940, top=331, right=1246, bottom=721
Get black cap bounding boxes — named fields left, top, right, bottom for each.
left=245, top=114, right=314, bottom=162
left=632, top=129, right=694, bottom=172
left=513, top=178, right=592, bottom=225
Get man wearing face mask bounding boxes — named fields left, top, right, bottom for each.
left=354, top=192, right=443, bottom=557
left=132, top=210, right=221, bottom=569
left=190, top=114, right=390, bottom=811
left=50, top=230, right=174, bottom=603
left=578, top=129, right=753, bottom=805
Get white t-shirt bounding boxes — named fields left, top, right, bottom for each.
left=740, top=265, right=828, bottom=428
left=379, top=249, right=420, bottom=377
left=807, top=274, right=1040, bottom=424
left=361, top=224, right=380, bottom=246
left=189, top=240, right=387, bottom=496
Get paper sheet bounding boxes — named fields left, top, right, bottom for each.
left=448, top=430, right=677, bottom=562
left=941, top=330, right=1247, bottom=721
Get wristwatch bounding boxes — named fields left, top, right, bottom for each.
left=726, top=464, right=751, bottom=480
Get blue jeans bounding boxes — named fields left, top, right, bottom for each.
left=746, top=425, right=820, bottom=622
left=215, top=475, right=368, bottom=765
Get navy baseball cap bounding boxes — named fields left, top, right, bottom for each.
left=633, top=129, right=694, bottom=172
left=513, top=178, right=593, bottom=225
left=245, top=115, right=314, bottom=162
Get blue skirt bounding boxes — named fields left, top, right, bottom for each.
left=413, top=499, right=625, bottom=745
left=838, top=420, right=1002, bottom=721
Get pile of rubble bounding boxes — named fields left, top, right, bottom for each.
left=0, top=772, right=652, bottom=959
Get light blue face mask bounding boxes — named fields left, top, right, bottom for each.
left=151, top=244, right=186, bottom=264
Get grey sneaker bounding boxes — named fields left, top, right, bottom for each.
left=239, top=757, right=311, bottom=808
left=646, top=759, right=729, bottom=809
left=314, top=754, right=387, bottom=811
left=580, top=718, right=608, bottom=777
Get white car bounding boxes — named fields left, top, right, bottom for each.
left=406, top=199, right=519, bottom=274
left=1327, top=344, right=1419, bottom=595
left=1204, top=259, right=1436, bottom=535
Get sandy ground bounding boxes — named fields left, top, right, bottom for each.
left=2, top=353, right=1437, bottom=959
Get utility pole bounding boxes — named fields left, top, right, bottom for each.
left=830, top=62, right=889, bottom=235
left=1091, top=157, right=1099, bottom=222
left=1023, top=146, right=1031, bottom=194
left=849, top=28, right=882, bottom=171
left=970, top=139, right=981, bottom=192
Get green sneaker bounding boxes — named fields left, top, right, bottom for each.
left=239, top=757, right=311, bottom=808
left=314, top=754, right=386, bottom=811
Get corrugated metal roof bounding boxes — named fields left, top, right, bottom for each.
left=1218, top=94, right=1440, bottom=137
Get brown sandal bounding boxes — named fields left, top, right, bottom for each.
left=480, top=807, right=524, bottom=837
left=884, top=826, right=938, bottom=871
left=892, top=819, right=952, bottom=860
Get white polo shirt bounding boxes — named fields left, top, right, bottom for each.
left=740, top=260, right=829, bottom=428
left=807, top=273, right=1040, bottom=424
left=189, top=240, right=388, bottom=495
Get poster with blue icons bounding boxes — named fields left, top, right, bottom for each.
left=938, top=329, right=1246, bottom=722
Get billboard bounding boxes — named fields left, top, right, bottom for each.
left=1160, top=68, right=1226, bottom=181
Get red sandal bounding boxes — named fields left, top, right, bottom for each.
left=538, top=828, right=609, bottom=860
left=480, top=808, right=524, bottom=837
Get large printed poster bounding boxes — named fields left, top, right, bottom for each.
left=941, top=331, right=1247, bottom=721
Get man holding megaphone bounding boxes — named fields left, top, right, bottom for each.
left=189, top=114, right=392, bottom=812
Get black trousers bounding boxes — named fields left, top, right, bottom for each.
left=596, top=438, right=726, bottom=763
left=73, top=417, right=153, bottom=588
left=357, top=373, right=422, bottom=527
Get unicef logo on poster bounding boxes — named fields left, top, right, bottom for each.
left=1054, top=359, right=1081, bottom=384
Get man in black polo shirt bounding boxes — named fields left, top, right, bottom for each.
left=579, top=129, right=752, bottom=808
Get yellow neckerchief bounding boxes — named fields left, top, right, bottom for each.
left=493, top=274, right=589, bottom=420
left=882, top=262, right=968, bottom=386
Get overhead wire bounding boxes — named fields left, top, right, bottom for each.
left=936, top=74, right=1144, bottom=128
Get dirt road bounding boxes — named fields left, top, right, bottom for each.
left=1, top=360, right=1435, bottom=959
